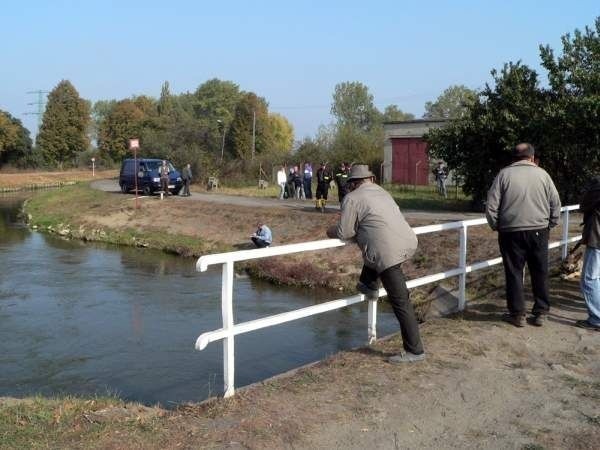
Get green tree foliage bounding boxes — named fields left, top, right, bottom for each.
left=423, top=85, right=477, bottom=119
left=98, top=99, right=146, bottom=162
left=0, top=110, right=35, bottom=167
left=267, top=113, right=294, bottom=157
left=331, top=81, right=380, bottom=132
left=382, top=105, right=415, bottom=122
left=427, top=17, right=600, bottom=206
left=226, top=92, right=271, bottom=160
left=36, top=80, right=91, bottom=167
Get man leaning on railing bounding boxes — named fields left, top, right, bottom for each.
left=326, top=164, right=426, bottom=363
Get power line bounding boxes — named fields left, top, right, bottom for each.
left=24, top=90, right=49, bottom=132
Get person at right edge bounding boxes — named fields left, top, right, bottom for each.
left=327, top=164, right=425, bottom=363
left=577, top=176, right=600, bottom=331
left=486, top=143, right=561, bottom=328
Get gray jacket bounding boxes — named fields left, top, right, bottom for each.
left=335, top=183, right=417, bottom=273
left=580, top=176, right=600, bottom=249
left=486, top=161, right=561, bottom=232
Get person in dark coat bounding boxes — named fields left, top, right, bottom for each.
left=315, top=162, right=333, bottom=212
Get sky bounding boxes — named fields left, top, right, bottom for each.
left=1, top=0, right=598, bottom=140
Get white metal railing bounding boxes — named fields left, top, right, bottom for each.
left=195, top=205, right=581, bottom=397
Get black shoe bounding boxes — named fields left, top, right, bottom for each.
left=528, top=314, right=546, bottom=327
left=575, top=319, right=600, bottom=331
left=356, top=282, right=379, bottom=300
left=502, top=313, right=525, bottom=328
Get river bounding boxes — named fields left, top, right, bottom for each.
left=0, top=195, right=400, bottom=406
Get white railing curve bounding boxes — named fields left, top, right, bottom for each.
left=195, top=205, right=581, bottom=397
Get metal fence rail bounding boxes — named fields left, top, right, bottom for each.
left=195, top=205, right=581, bottom=397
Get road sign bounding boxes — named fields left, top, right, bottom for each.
left=129, top=138, right=140, bottom=150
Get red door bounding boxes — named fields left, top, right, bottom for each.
left=391, top=138, right=429, bottom=185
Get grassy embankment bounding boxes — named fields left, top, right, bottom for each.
left=0, top=169, right=118, bottom=192
left=24, top=184, right=221, bottom=257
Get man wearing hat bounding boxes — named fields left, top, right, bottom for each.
left=327, top=164, right=425, bottom=363
left=486, top=143, right=561, bottom=327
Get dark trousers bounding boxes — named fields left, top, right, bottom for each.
left=498, top=229, right=550, bottom=316
left=183, top=179, right=191, bottom=196
left=316, top=183, right=329, bottom=200
left=160, top=178, right=169, bottom=194
left=360, top=264, right=424, bottom=355
left=251, top=237, right=270, bottom=248
left=304, top=178, right=312, bottom=199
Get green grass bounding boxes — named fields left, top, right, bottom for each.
left=0, top=395, right=161, bottom=449
left=384, top=184, right=472, bottom=212
left=206, top=182, right=474, bottom=211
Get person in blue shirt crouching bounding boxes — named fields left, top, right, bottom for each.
left=251, top=222, right=272, bottom=248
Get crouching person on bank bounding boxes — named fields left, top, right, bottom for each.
left=326, top=164, right=425, bottom=363
left=577, top=176, right=600, bottom=331
left=251, top=222, right=272, bottom=248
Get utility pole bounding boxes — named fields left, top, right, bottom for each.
left=24, top=90, right=49, bottom=133
left=252, top=109, right=256, bottom=160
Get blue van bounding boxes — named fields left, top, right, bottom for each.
left=119, top=158, right=183, bottom=195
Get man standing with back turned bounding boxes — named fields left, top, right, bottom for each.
left=327, top=164, right=425, bottom=363
left=486, top=143, right=561, bottom=327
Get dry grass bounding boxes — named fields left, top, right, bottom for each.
left=0, top=169, right=118, bottom=189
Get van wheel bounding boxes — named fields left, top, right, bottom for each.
left=120, top=183, right=128, bottom=193
left=142, top=185, right=152, bottom=196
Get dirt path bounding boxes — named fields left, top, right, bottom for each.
left=167, top=278, right=597, bottom=450
left=90, top=179, right=481, bottom=222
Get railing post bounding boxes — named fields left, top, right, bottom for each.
left=221, top=261, right=235, bottom=397
left=458, top=224, right=468, bottom=311
left=561, top=209, right=570, bottom=260
left=367, top=299, right=377, bottom=344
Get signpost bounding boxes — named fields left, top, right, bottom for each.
left=91, top=157, right=95, bottom=177
left=129, top=139, right=140, bottom=209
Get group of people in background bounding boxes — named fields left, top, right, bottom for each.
left=276, top=162, right=353, bottom=212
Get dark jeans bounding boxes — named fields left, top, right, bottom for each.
left=498, top=229, right=550, bottom=316
left=360, top=264, right=424, bottom=355
left=304, top=177, right=312, bottom=199
left=183, top=179, right=191, bottom=196
left=251, top=237, right=270, bottom=248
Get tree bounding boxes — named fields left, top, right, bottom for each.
left=427, top=17, right=600, bottom=207
left=427, top=63, right=549, bottom=207
left=0, top=111, right=19, bottom=158
left=98, top=99, right=146, bottom=162
left=423, top=85, right=477, bottom=120
left=157, top=81, right=174, bottom=117
left=382, top=105, right=415, bottom=122
left=331, top=81, right=380, bottom=132
left=538, top=17, right=600, bottom=201
left=36, top=80, right=91, bottom=167
left=226, top=92, right=270, bottom=160
left=267, top=113, right=294, bottom=156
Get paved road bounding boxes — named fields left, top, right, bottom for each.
left=90, top=179, right=481, bottom=222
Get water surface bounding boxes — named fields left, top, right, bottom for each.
left=0, top=195, right=399, bottom=405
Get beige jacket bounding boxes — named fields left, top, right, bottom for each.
left=335, top=183, right=417, bottom=273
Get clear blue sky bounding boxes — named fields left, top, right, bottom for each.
left=1, top=0, right=598, bottom=140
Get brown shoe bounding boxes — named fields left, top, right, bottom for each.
left=503, top=313, right=525, bottom=328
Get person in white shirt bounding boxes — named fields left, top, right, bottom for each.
left=276, top=166, right=287, bottom=200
